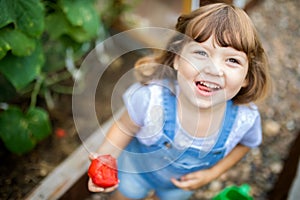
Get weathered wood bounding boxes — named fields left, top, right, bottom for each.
left=267, top=131, right=300, bottom=200
left=25, top=111, right=120, bottom=200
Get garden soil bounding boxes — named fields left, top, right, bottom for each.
left=1, top=0, right=300, bottom=199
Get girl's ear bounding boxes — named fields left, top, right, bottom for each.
left=173, top=55, right=179, bottom=70
left=242, top=77, right=249, bottom=88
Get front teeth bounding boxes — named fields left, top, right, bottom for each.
left=199, top=81, right=221, bottom=89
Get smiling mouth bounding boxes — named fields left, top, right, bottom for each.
left=195, top=81, right=222, bottom=93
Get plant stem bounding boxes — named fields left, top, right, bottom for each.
left=44, top=88, right=55, bottom=110
left=50, top=85, right=74, bottom=94
left=30, top=75, right=44, bottom=108
left=45, top=71, right=72, bottom=86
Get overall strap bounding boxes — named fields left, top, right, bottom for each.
left=162, top=80, right=177, bottom=140
left=161, top=81, right=238, bottom=149
left=213, top=100, right=238, bottom=148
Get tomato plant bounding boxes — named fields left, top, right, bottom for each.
left=0, top=0, right=132, bottom=154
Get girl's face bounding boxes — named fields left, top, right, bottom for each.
left=174, top=36, right=249, bottom=109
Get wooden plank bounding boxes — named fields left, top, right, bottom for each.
left=25, top=110, right=122, bottom=200
left=267, top=131, right=300, bottom=200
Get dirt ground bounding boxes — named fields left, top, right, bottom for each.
left=1, top=0, right=300, bottom=199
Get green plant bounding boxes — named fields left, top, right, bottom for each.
left=0, top=0, right=131, bottom=155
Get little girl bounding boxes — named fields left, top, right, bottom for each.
left=88, top=3, right=271, bottom=200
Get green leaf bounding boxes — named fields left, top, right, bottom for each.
left=0, top=28, right=36, bottom=59
left=46, top=10, right=96, bottom=43
left=0, top=74, right=17, bottom=102
left=0, top=106, right=51, bottom=155
left=0, top=0, right=45, bottom=37
left=0, top=107, right=35, bottom=154
left=0, top=0, right=15, bottom=29
left=59, top=0, right=100, bottom=41
left=26, top=107, right=52, bottom=141
left=0, top=42, right=44, bottom=90
left=0, top=34, right=10, bottom=60
left=45, top=11, right=70, bottom=40
left=67, top=25, right=96, bottom=43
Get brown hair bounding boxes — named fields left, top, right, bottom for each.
left=134, top=3, right=271, bottom=104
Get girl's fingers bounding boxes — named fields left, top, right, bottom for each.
left=103, top=183, right=119, bottom=193
left=89, top=152, right=99, bottom=161
left=171, top=178, right=191, bottom=190
left=88, top=179, right=104, bottom=192
left=88, top=179, right=119, bottom=193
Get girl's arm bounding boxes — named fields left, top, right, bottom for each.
left=88, top=109, right=140, bottom=193
left=171, top=144, right=250, bottom=190
left=94, top=110, right=140, bottom=158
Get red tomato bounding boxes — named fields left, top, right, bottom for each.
left=88, top=155, right=118, bottom=188
left=55, top=128, right=66, bottom=138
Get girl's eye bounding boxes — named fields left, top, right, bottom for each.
left=227, top=58, right=240, bottom=64
left=194, top=50, right=208, bottom=57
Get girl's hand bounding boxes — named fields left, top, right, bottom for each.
left=87, top=152, right=119, bottom=193
left=89, top=152, right=100, bottom=161
left=88, top=178, right=119, bottom=193
left=171, top=169, right=214, bottom=191
left=171, top=145, right=250, bottom=191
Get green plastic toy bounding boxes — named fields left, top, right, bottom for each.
left=212, top=184, right=253, bottom=200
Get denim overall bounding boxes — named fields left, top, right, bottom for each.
left=118, top=82, right=238, bottom=189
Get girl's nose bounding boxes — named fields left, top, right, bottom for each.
left=203, top=60, right=224, bottom=77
